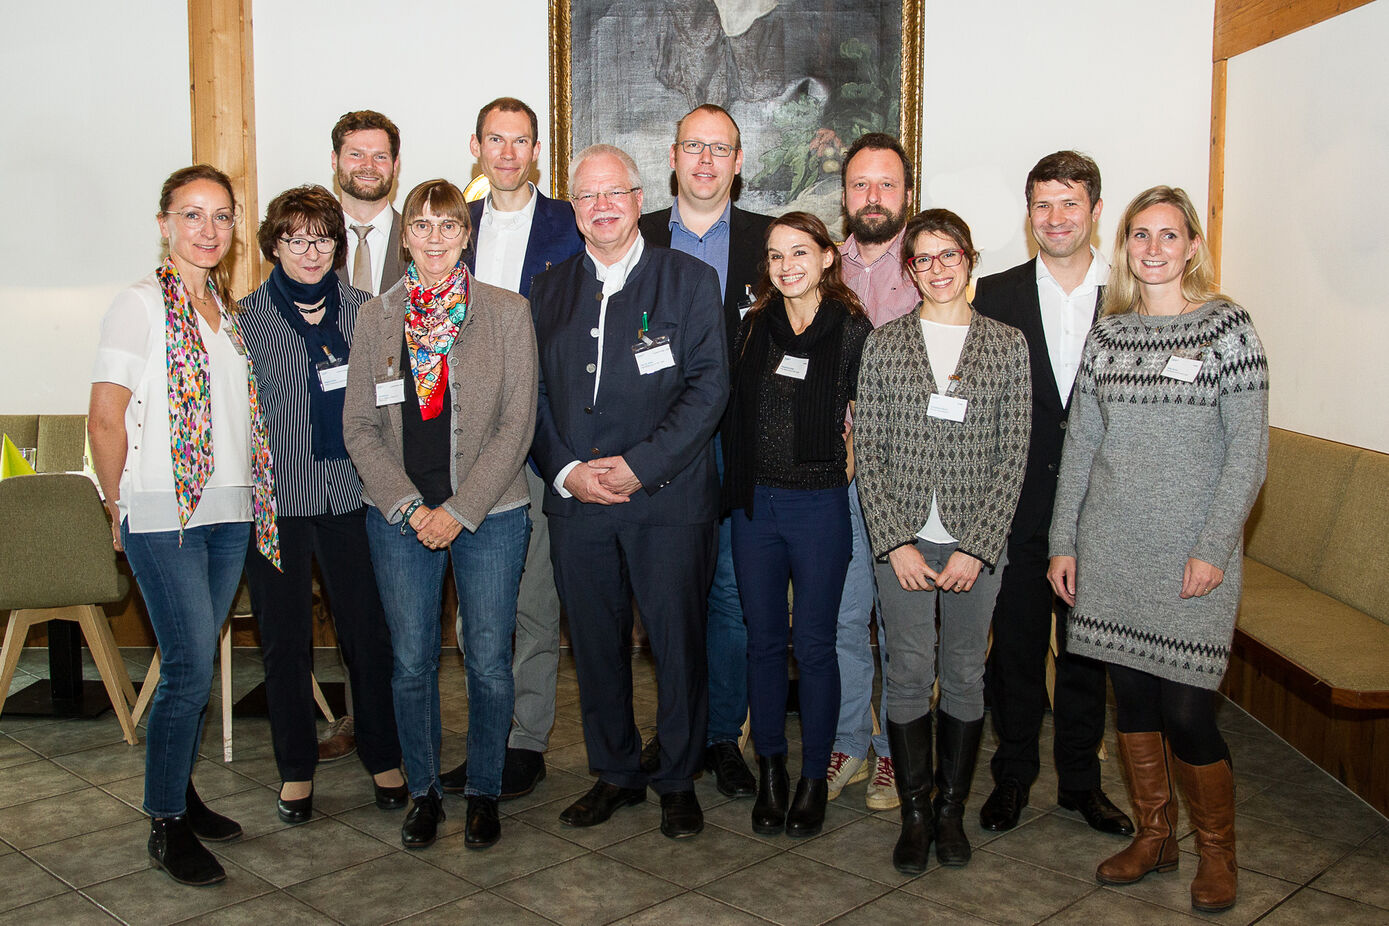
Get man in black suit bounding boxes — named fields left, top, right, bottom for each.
left=439, top=97, right=584, bottom=800
left=530, top=144, right=728, bottom=839
left=637, top=104, right=771, bottom=799
left=973, top=151, right=1133, bottom=837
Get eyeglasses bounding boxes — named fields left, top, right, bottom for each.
left=406, top=218, right=466, bottom=239
left=677, top=140, right=736, bottom=158
left=908, top=249, right=966, bottom=273
left=163, top=208, right=240, bottom=231
left=570, top=187, right=641, bottom=206
left=279, top=236, right=337, bottom=255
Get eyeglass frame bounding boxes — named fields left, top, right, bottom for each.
left=569, top=187, right=642, bottom=206
left=277, top=235, right=337, bottom=255
left=161, top=207, right=242, bottom=231
left=676, top=140, right=737, bottom=158
left=907, top=248, right=968, bottom=273
left=405, top=217, right=467, bottom=240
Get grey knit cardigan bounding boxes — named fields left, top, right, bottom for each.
left=855, top=308, right=1031, bottom=567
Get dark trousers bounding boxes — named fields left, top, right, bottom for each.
left=731, top=485, right=850, bottom=777
left=549, top=514, right=715, bottom=795
left=984, top=520, right=1107, bottom=792
left=244, top=508, right=401, bottom=782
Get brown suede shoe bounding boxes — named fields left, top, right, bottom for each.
left=318, top=715, right=356, bottom=762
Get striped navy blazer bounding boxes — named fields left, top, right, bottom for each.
left=237, top=278, right=373, bottom=517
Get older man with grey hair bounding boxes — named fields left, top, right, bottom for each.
left=528, top=144, right=729, bottom=839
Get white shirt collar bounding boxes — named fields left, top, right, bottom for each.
left=591, top=235, right=645, bottom=295
left=1036, top=247, right=1109, bottom=292
left=481, top=182, right=539, bottom=230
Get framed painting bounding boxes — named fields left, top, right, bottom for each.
left=550, top=0, right=924, bottom=234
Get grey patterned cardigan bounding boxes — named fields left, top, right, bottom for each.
left=855, top=308, right=1032, bottom=567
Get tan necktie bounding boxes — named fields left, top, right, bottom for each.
left=351, top=224, right=373, bottom=293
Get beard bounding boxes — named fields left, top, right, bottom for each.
left=338, top=167, right=392, bottom=203
left=846, top=202, right=908, bottom=245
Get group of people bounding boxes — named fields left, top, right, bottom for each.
left=88, top=97, right=1268, bottom=917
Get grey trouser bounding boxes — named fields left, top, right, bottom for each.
left=874, top=539, right=1007, bottom=724
left=456, top=466, right=561, bottom=752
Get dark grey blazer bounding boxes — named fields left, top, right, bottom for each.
left=335, top=207, right=406, bottom=296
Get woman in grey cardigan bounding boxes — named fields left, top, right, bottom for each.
left=855, top=209, right=1030, bottom=874
left=1048, top=186, right=1268, bottom=913
left=343, top=179, right=537, bottom=852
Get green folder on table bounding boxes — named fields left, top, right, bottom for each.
left=1, top=433, right=37, bottom=478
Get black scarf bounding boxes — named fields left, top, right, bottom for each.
left=725, top=297, right=847, bottom=514
left=267, top=265, right=350, bottom=461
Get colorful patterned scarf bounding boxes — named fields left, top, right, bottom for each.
left=404, top=260, right=470, bottom=420
left=158, top=259, right=281, bottom=569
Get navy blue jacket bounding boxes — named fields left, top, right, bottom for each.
left=465, top=190, right=584, bottom=299
left=529, top=243, right=728, bottom=525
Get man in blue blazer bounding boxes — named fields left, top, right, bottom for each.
left=439, top=98, right=583, bottom=801
left=530, top=144, right=728, bottom=839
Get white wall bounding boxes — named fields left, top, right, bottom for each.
left=0, top=1, right=190, bottom=414
left=1222, top=1, right=1389, bottom=452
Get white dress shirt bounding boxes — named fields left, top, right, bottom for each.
left=473, top=183, right=538, bottom=292
left=1036, top=248, right=1108, bottom=404
left=916, top=318, right=970, bottom=544
left=342, top=201, right=392, bottom=296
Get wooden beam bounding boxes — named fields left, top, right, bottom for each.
left=188, top=0, right=261, bottom=298
left=1214, top=0, right=1375, bottom=61
left=1208, top=58, right=1227, bottom=281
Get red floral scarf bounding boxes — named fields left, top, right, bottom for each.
left=404, top=261, right=470, bottom=420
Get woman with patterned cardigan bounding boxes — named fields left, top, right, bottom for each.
left=1048, top=186, right=1268, bottom=913
left=855, top=209, right=1031, bottom=874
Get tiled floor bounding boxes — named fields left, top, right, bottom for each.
left=1, top=645, right=1385, bottom=925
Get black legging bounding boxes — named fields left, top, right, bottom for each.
left=1107, top=663, right=1229, bottom=766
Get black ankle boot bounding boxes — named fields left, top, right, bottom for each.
left=887, top=713, right=934, bottom=874
left=148, top=815, right=226, bottom=886
left=185, top=779, right=242, bottom=842
left=784, top=777, right=828, bottom=837
left=933, top=712, right=984, bottom=867
left=751, top=755, right=790, bottom=835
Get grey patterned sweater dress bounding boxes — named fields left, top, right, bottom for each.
left=1049, top=300, right=1269, bottom=689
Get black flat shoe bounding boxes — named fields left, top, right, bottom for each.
left=439, top=759, right=468, bottom=794
left=785, top=777, right=827, bottom=837
left=401, top=793, right=445, bottom=849
left=1058, top=787, right=1135, bottom=836
left=185, top=780, right=242, bottom=842
left=660, top=790, right=704, bottom=839
left=374, top=780, right=408, bottom=810
left=559, top=780, right=647, bottom=827
left=465, top=796, right=501, bottom=849
left=705, top=741, right=756, bottom=798
left=500, top=748, right=547, bottom=800
left=979, top=777, right=1028, bottom=832
left=276, top=785, right=314, bottom=825
left=149, top=815, right=225, bottom=886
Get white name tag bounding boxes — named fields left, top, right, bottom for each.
left=775, top=354, right=809, bottom=380
left=927, top=392, right=968, bottom=422
left=739, top=305, right=752, bottom=319
left=375, top=378, right=405, bottom=406
left=1162, top=355, right=1203, bottom=382
left=635, top=343, right=675, bottom=375
left=317, top=364, right=349, bottom=391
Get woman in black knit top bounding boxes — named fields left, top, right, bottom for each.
left=724, top=211, right=872, bottom=838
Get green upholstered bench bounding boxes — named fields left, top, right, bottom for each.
left=0, top=414, right=88, bottom=473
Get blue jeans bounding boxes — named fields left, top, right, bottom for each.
left=707, top=436, right=748, bottom=745
left=122, top=519, right=251, bottom=818
left=833, top=480, right=890, bottom=759
left=732, top=486, right=850, bottom=776
left=366, top=504, right=528, bottom=798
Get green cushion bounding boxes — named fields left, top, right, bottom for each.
left=0, top=416, right=38, bottom=454
left=1244, top=428, right=1356, bottom=583
left=0, top=474, right=126, bottom=610
left=1312, top=451, right=1389, bottom=625
left=36, top=415, right=87, bottom=473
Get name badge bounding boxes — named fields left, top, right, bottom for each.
left=316, top=362, right=349, bottom=392
left=737, top=284, right=755, bottom=320
left=1162, top=355, right=1203, bottom=382
left=375, top=379, right=406, bottom=406
left=633, top=335, right=675, bottom=375
left=775, top=354, right=809, bottom=380
left=927, top=393, right=968, bottom=422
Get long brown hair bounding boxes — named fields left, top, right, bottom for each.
left=748, top=211, right=865, bottom=318
left=158, top=164, right=238, bottom=302
left=1101, top=185, right=1228, bottom=316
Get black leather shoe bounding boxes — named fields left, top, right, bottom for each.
left=402, top=793, right=445, bottom=849
left=185, top=780, right=242, bottom=842
left=979, top=777, right=1028, bottom=832
left=639, top=735, right=661, bottom=774
left=785, top=777, right=828, bottom=837
left=751, top=754, right=790, bottom=835
left=148, top=816, right=226, bottom=886
left=500, top=748, right=547, bottom=800
left=704, top=741, right=756, bottom=798
left=374, top=780, right=409, bottom=810
left=559, top=780, right=647, bottom=827
left=1058, top=787, right=1135, bottom=836
left=439, top=759, right=468, bottom=794
left=464, top=796, right=501, bottom=849
left=276, top=785, right=314, bottom=825
left=660, top=790, right=704, bottom=838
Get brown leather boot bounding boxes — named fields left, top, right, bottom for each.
left=1175, top=756, right=1237, bottom=912
left=1095, top=732, right=1179, bottom=885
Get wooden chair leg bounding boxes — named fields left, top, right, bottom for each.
left=311, top=673, right=335, bottom=724
left=220, top=621, right=233, bottom=762
left=0, top=609, right=42, bottom=718
left=76, top=605, right=139, bottom=745
left=131, top=649, right=160, bottom=727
